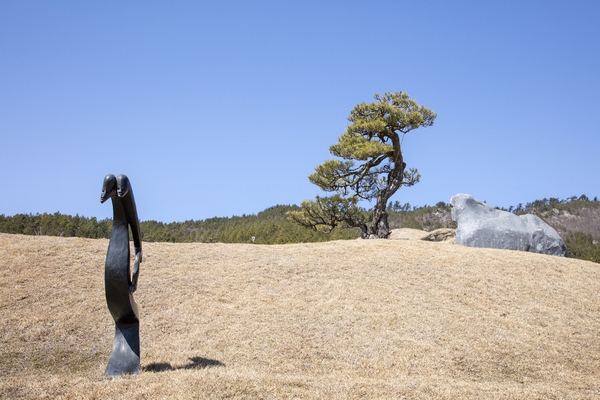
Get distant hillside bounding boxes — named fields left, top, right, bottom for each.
left=387, top=201, right=456, bottom=232
left=518, top=198, right=600, bottom=238
left=1, top=196, right=599, bottom=262
left=513, top=197, right=600, bottom=263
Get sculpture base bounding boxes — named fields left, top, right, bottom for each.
left=105, top=323, right=140, bottom=376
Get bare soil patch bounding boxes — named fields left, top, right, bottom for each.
left=1, top=233, right=599, bottom=399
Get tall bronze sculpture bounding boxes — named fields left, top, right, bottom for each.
left=100, top=174, right=142, bottom=375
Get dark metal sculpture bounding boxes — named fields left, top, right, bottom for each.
left=100, top=174, right=142, bottom=375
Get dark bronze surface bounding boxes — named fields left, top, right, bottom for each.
left=101, top=174, right=142, bottom=375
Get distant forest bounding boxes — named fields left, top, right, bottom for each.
left=0, top=205, right=357, bottom=244
left=1, top=196, right=598, bottom=263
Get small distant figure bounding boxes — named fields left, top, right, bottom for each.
left=101, top=174, right=142, bottom=375
left=251, top=236, right=256, bottom=243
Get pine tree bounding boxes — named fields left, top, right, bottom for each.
left=288, top=91, right=436, bottom=238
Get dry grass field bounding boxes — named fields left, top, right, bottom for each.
left=1, top=232, right=599, bottom=399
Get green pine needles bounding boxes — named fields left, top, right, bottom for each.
left=288, top=91, right=437, bottom=238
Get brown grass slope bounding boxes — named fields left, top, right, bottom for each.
left=1, top=233, right=599, bottom=399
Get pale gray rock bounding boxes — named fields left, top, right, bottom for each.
left=450, top=194, right=568, bottom=257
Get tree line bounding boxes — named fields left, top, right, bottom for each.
left=499, top=194, right=598, bottom=214
left=0, top=205, right=359, bottom=245
left=1, top=197, right=598, bottom=263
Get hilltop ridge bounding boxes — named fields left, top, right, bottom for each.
left=1, top=197, right=599, bottom=262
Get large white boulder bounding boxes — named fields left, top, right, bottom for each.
left=450, top=194, right=568, bottom=257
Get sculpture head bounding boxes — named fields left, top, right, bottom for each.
left=101, top=175, right=117, bottom=203
left=116, top=174, right=131, bottom=198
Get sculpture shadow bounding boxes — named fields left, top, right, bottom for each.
left=142, top=357, right=225, bottom=373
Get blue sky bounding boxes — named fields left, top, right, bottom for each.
left=1, top=1, right=599, bottom=223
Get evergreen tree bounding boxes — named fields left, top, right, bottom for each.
left=288, top=91, right=436, bottom=238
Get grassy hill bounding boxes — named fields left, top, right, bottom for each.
left=1, top=233, right=599, bottom=399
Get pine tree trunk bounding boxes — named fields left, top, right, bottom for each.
left=364, top=204, right=391, bottom=239
left=377, top=211, right=390, bottom=238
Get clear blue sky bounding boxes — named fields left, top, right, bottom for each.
left=1, top=1, right=599, bottom=223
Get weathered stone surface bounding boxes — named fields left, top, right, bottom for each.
left=421, top=228, right=456, bottom=242
left=388, top=228, right=429, bottom=240
left=450, top=194, right=568, bottom=257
